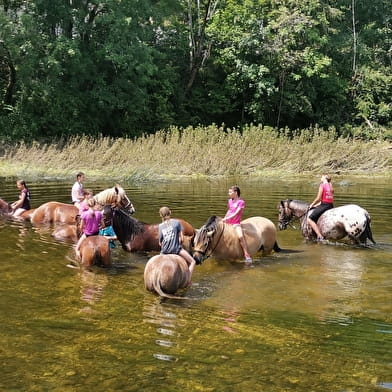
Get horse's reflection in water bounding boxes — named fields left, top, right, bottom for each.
left=78, top=269, right=108, bottom=315
left=142, top=297, right=180, bottom=362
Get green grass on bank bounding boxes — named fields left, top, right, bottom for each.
left=0, top=125, right=391, bottom=182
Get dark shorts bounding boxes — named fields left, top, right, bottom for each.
left=308, top=203, right=333, bottom=223
left=86, top=232, right=99, bottom=237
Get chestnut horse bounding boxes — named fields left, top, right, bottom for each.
left=0, top=198, right=35, bottom=219
left=192, top=215, right=280, bottom=264
left=278, top=199, right=375, bottom=244
left=1, top=184, right=134, bottom=226
left=144, top=254, right=190, bottom=299
left=105, top=206, right=195, bottom=252
left=77, top=235, right=111, bottom=267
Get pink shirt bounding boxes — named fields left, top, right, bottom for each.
left=321, top=182, right=333, bottom=203
left=81, top=210, right=102, bottom=235
left=225, top=198, right=245, bottom=224
left=78, top=201, right=89, bottom=214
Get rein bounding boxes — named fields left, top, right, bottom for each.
left=284, top=207, right=310, bottom=231
left=194, top=221, right=225, bottom=262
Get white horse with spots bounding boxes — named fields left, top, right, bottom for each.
left=278, top=199, right=375, bottom=244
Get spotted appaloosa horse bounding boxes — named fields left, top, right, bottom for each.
left=278, top=199, right=375, bottom=244
left=192, top=215, right=280, bottom=265
left=144, top=254, right=190, bottom=299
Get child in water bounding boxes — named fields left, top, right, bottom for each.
left=11, top=179, right=31, bottom=217
left=99, top=213, right=117, bottom=249
left=75, top=198, right=102, bottom=258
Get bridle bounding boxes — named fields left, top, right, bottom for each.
left=193, top=222, right=225, bottom=263
left=279, top=200, right=309, bottom=231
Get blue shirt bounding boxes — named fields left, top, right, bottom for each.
left=99, top=225, right=116, bottom=248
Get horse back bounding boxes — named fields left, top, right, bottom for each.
left=319, top=204, right=374, bottom=243
left=80, top=236, right=111, bottom=267
left=144, top=254, right=189, bottom=297
left=241, top=216, right=278, bottom=255
left=31, top=202, right=78, bottom=224
left=176, top=218, right=195, bottom=237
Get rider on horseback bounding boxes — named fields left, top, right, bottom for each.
left=307, top=174, right=334, bottom=241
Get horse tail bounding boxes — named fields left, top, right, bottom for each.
left=360, top=214, right=376, bottom=244
left=273, top=241, right=282, bottom=252
left=151, top=267, right=188, bottom=300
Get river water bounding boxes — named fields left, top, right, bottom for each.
left=0, top=175, right=391, bottom=392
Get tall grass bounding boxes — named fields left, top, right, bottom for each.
left=0, top=124, right=391, bottom=181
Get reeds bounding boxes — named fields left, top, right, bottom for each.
left=0, top=124, right=391, bottom=181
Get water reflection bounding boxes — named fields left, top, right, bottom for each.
left=78, top=269, right=108, bottom=313
left=143, top=297, right=180, bottom=362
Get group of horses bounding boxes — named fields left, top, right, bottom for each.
left=0, top=188, right=375, bottom=299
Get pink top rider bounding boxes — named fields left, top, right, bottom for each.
left=321, top=182, right=334, bottom=204
left=225, top=198, right=245, bottom=225
left=81, top=209, right=102, bottom=236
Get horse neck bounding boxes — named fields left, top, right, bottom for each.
left=290, top=200, right=309, bottom=220
left=113, top=210, right=143, bottom=242
left=209, top=219, right=225, bottom=249
left=95, top=190, right=114, bottom=205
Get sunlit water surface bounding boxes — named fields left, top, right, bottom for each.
left=0, top=176, right=391, bottom=392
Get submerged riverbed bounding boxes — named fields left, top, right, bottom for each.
left=0, top=176, right=391, bottom=392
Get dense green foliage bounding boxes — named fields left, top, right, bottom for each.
left=0, top=0, right=391, bottom=141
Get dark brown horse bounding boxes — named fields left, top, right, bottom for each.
left=77, top=235, right=111, bottom=267
left=192, top=215, right=280, bottom=264
left=105, top=207, right=195, bottom=252
left=144, top=254, right=190, bottom=299
left=278, top=199, right=375, bottom=244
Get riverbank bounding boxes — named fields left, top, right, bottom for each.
left=0, top=125, right=391, bottom=182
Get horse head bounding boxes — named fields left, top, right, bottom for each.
left=0, top=198, right=12, bottom=214
left=94, top=185, right=135, bottom=214
left=192, top=216, right=219, bottom=264
left=111, top=207, right=144, bottom=251
left=278, top=200, right=293, bottom=230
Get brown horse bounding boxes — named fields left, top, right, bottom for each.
left=2, top=184, right=135, bottom=225
left=144, top=254, right=190, bottom=299
left=51, top=223, right=80, bottom=242
left=0, top=198, right=35, bottom=219
left=105, top=206, right=195, bottom=252
left=192, top=215, right=280, bottom=264
left=31, top=202, right=79, bottom=224
left=77, top=235, right=111, bottom=267
left=93, top=185, right=135, bottom=213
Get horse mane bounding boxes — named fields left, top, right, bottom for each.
left=289, top=199, right=309, bottom=209
left=197, top=215, right=219, bottom=242
left=112, top=208, right=144, bottom=243
left=204, top=215, right=219, bottom=231
left=94, top=185, right=125, bottom=205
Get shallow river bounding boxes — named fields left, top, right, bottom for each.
left=0, top=175, right=391, bottom=392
